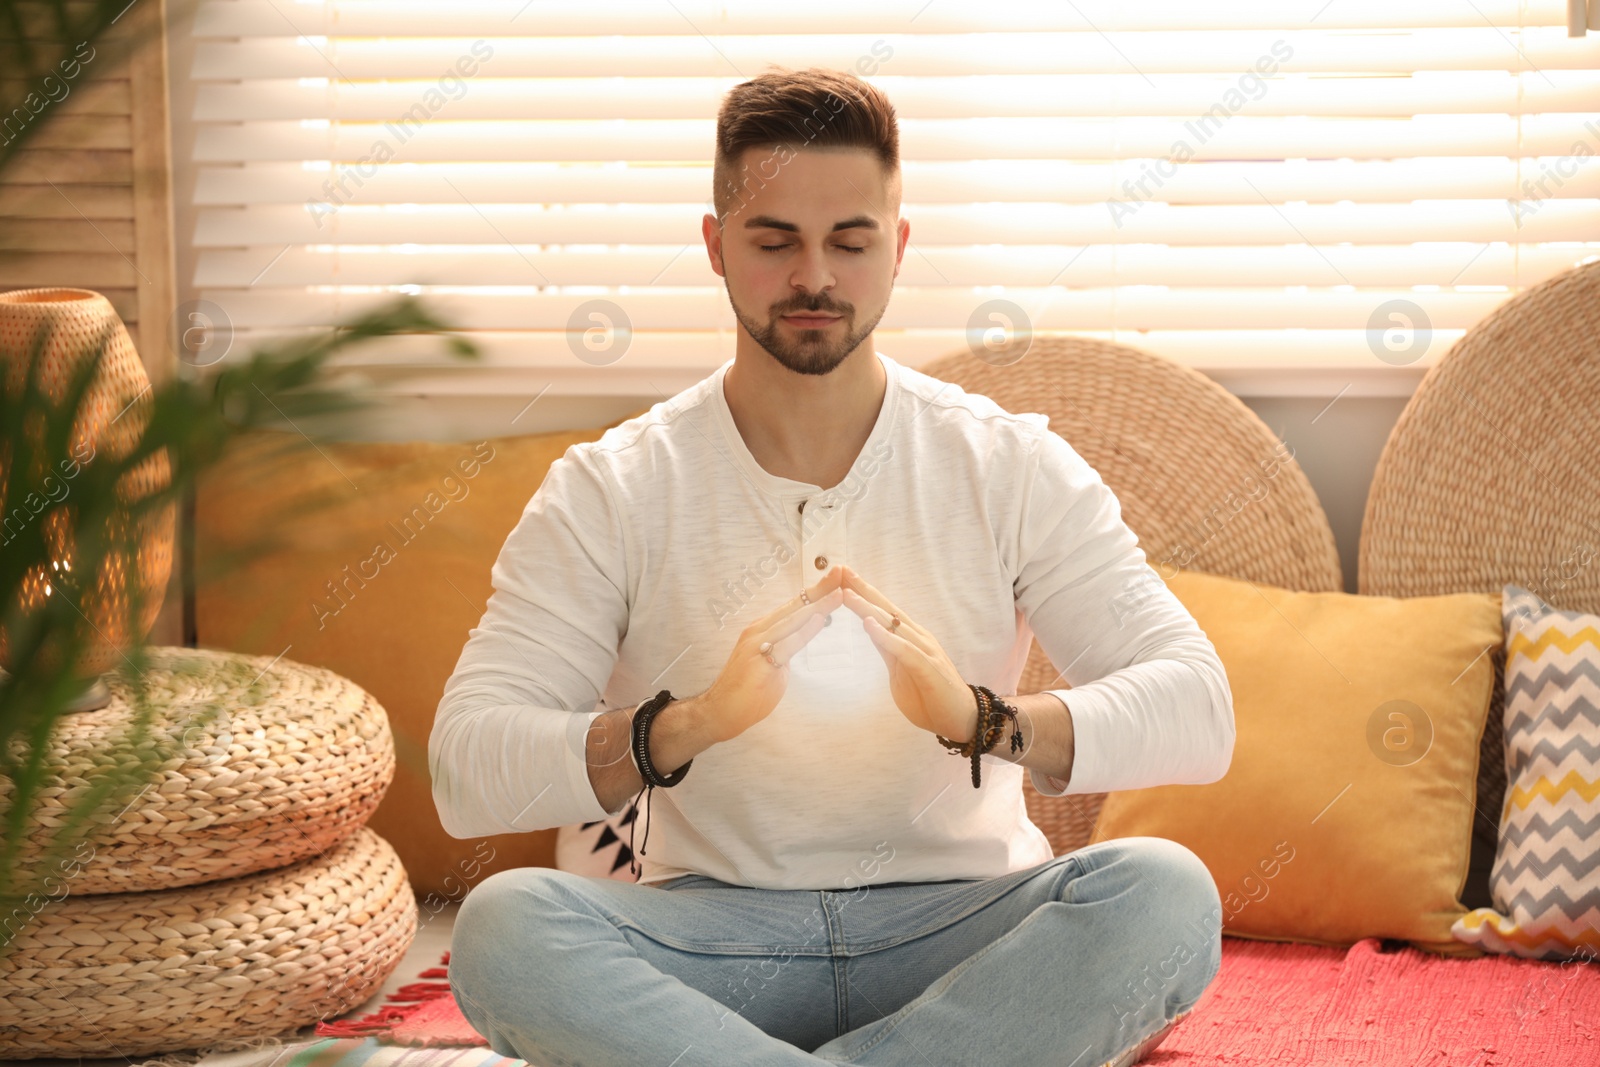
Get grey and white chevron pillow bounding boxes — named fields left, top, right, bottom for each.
left=554, top=793, right=643, bottom=882
left=1451, top=584, right=1600, bottom=962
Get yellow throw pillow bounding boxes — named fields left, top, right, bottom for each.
left=1093, top=568, right=1502, bottom=958
left=194, top=412, right=648, bottom=897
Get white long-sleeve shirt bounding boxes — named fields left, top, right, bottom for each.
left=430, top=350, right=1234, bottom=890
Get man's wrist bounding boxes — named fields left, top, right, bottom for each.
left=644, top=693, right=718, bottom=775
left=943, top=688, right=982, bottom=745
left=937, top=687, right=1016, bottom=754
left=991, top=691, right=1074, bottom=785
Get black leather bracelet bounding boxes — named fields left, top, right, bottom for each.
left=631, top=689, right=692, bottom=788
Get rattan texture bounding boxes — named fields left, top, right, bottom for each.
left=921, top=337, right=1343, bottom=858
left=0, top=286, right=175, bottom=676
left=0, top=827, right=416, bottom=1059
left=1359, top=258, right=1600, bottom=866
left=0, top=645, right=395, bottom=894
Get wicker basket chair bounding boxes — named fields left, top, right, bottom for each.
left=1358, top=258, right=1600, bottom=890
left=920, top=337, right=1343, bottom=857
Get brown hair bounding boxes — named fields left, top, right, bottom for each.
left=711, top=66, right=900, bottom=225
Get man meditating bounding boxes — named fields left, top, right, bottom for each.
left=430, top=66, right=1234, bottom=1067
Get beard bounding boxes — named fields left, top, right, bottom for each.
left=724, top=282, right=889, bottom=378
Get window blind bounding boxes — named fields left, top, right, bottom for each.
left=187, top=1, right=1600, bottom=397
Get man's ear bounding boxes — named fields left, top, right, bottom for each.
left=703, top=212, right=726, bottom=279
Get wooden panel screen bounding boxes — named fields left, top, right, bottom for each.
left=1, top=0, right=181, bottom=645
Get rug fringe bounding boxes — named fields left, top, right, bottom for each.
left=313, top=952, right=454, bottom=1039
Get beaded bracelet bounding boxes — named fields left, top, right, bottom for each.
left=935, top=684, right=1024, bottom=787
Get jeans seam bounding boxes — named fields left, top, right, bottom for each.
left=1097, top=923, right=1218, bottom=1065
left=823, top=890, right=849, bottom=1036
left=1098, top=1009, right=1190, bottom=1067
left=844, top=855, right=1081, bottom=955
left=835, top=896, right=1052, bottom=1062
left=612, top=919, right=828, bottom=956
left=578, top=880, right=814, bottom=956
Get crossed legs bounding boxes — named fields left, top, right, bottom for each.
left=448, top=837, right=1222, bottom=1067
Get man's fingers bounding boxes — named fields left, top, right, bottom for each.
left=840, top=566, right=920, bottom=636
left=858, top=615, right=898, bottom=673
left=864, top=615, right=955, bottom=724
left=808, top=563, right=845, bottom=601
left=844, top=586, right=930, bottom=655
left=762, top=586, right=843, bottom=650
left=751, top=565, right=842, bottom=629
left=861, top=611, right=910, bottom=661
left=764, top=610, right=832, bottom=667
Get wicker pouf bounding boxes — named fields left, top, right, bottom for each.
left=0, top=826, right=416, bottom=1058
left=0, top=645, right=395, bottom=893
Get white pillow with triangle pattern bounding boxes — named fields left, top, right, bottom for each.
left=554, top=792, right=643, bottom=882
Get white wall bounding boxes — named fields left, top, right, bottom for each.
left=1242, top=395, right=1411, bottom=594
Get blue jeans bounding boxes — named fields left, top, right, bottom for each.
left=448, top=836, right=1222, bottom=1067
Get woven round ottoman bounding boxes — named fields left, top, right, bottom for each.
left=1, top=645, right=395, bottom=893
left=0, top=826, right=416, bottom=1058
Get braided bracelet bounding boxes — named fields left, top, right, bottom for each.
left=936, top=684, right=1025, bottom=787
left=627, top=689, right=690, bottom=877
left=631, top=689, right=690, bottom=788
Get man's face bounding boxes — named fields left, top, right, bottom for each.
left=704, top=146, right=909, bottom=377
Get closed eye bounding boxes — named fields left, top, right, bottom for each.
left=759, top=244, right=868, bottom=254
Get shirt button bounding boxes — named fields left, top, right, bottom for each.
left=815, top=555, right=828, bottom=570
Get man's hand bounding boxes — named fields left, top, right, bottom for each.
left=837, top=564, right=979, bottom=741
left=697, top=563, right=846, bottom=744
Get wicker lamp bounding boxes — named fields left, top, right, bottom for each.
left=0, top=286, right=175, bottom=712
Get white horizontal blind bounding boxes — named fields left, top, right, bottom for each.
left=188, top=1, right=1600, bottom=397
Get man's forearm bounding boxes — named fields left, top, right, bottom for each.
left=585, top=689, right=1072, bottom=815
left=586, top=694, right=719, bottom=816
left=985, top=691, right=1075, bottom=785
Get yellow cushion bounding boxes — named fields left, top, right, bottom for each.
left=194, top=413, right=648, bottom=896
left=1092, top=568, right=1502, bottom=958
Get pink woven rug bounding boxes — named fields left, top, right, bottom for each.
left=317, top=952, right=481, bottom=1047
left=319, top=938, right=1600, bottom=1064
